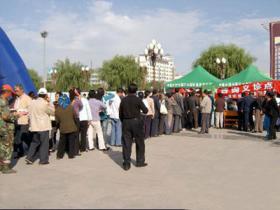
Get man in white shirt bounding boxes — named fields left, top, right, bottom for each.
left=79, top=92, right=92, bottom=152
left=13, top=84, right=32, bottom=158
left=109, top=88, right=124, bottom=146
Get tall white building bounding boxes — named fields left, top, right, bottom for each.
left=136, top=54, right=175, bottom=82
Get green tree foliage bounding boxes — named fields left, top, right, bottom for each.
left=99, top=55, right=146, bottom=90
left=28, top=69, right=43, bottom=90
left=54, top=58, right=90, bottom=91
left=193, top=44, right=256, bottom=79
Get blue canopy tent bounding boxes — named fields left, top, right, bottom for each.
left=0, top=27, right=36, bottom=93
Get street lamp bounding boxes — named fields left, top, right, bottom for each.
left=216, top=57, right=227, bottom=79
left=49, top=68, right=57, bottom=86
left=144, top=39, right=164, bottom=88
left=81, top=65, right=91, bottom=91
left=41, top=31, right=48, bottom=88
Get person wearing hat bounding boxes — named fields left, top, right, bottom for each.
left=25, top=88, right=54, bottom=165
left=0, top=84, right=25, bottom=174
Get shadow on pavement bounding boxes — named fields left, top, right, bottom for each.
left=227, top=130, right=264, bottom=140
left=106, top=149, right=123, bottom=169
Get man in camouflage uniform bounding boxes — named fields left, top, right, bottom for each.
left=0, top=84, right=20, bottom=174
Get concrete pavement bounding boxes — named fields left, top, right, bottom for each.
left=1, top=128, right=280, bottom=209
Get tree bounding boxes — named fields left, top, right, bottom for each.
left=99, top=55, right=147, bottom=90
left=193, top=44, right=256, bottom=79
left=54, top=58, right=90, bottom=91
left=28, top=69, right=43, bottom=90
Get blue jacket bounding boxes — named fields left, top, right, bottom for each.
left=242, top=95, right=255, bottom=112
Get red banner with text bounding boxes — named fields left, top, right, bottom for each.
left=217, top=81, right=280, bottom=99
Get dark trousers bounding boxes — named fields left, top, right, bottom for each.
left=49, top=121, right=58, bottom=150
left=74, top=118, right=80, bottom=155
left=243, top=111, right=249, bottom=131
left=201, top=113, right=210, bottom=133
left=79, top=121, right=89, bottom=152
left=26, top=131, right=49, bottom=164
left=238, top=111, right=243, bottom=130
left=269, top=116, right=277, bottom=139
left=57, top=132, right=76, bottom=158
left=122, top=118, right=145, bottom=164
left=14, top=124, right=30, bottom=156
left=150, top=116, right=159, bottom=137
left=173, top=115, right=181, bottom=133
left=144, top=115, right=152, bottom=139
left=186, top=112, right=194, bottom=129
left=159, top=114, right=167, bottom=135
left=192, top=109, right=198, bottom=128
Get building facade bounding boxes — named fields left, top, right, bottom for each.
left=136, top=54, right=175, bottom=82
left=270, top=21, right=280, bottom=79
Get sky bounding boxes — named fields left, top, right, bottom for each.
left=0, top=0, right=279, bottom=76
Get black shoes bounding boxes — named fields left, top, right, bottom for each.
left=101, top=147, right=110, bottom=151
left=25, top=159, right=33, bottom=165
left=39, top=162, right=49, bottom=165
left=136, top=163, right=148, bottom=167
left=123, top=163, right=131, bottom=171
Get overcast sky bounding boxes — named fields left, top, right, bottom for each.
left=0, top=0, right=279, bottom=76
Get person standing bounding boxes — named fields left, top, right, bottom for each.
left=189, top=91, right=199, bottom=129
left=69, top=88, right=83, bottom=156
left=143, top=90, right=155, bottom=139
left=159, top=93, right=168, bottom=135
left=49, top=91, right=62, bottom=152
left=215, top=93, right=225, bottom=129
left=119, top=83, right=148, bottom=171
left=25, top=88, right=54, bottom=165
left=13, top=84, right=32, bottom=158
left=79, top=92, right=92, bottom=152
left=0, top=85, right=23, bottom=174
left=241, top=92, right=255, bottom=132
left=254, top=91, right=265, bottom=133
left=237, top=93, right=245, bottom=131
left=165, top=93, right=175, bottom=135
left=87, top=90, right=109, bottom=151
left=263, top=91, right=279, bottom=140
left=199, top=90, right=212, bottom=134
left=150, top=89, right=160, bottom=137
left=208, top=91, right=215, bottom=128
left=108, top=88, right=124, bottom=146
left=173, top=88, right=184, bottom=133
left=55, top=94, right=78, bottom=159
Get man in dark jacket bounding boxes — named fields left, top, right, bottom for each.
left=237, top=93, right=245, bottom=130
left=119, top=83, right=148, bottom=170
left=184, top=91, right=196, bottom=129
left=173, top=88, right=184, bottom=132
left=263, top=91, right=279, bottom=140
left=241, top=92, right=255, bottom=132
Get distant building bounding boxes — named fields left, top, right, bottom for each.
left=136, top=54, right=175, bottom=82
left=90, top=70, right=103, bottom=85
left=269, top=21, right=280, bottom=79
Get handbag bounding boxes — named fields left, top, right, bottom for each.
left=160, top=100, right=168, bottom=115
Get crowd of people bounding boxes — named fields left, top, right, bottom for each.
left=0, top=83, right=279, bottom=173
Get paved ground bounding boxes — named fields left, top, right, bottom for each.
left=1, top=128, right=280, bottom=209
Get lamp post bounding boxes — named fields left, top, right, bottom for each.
left=41, top=31, right=48, bottom=88
left=145, top=39, right=164, bottom=88
left=216, top=57, right=227, bottom=79
left=49, top=68, right=57, bottom=87
left=81, top=66, right=90, bottom=91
